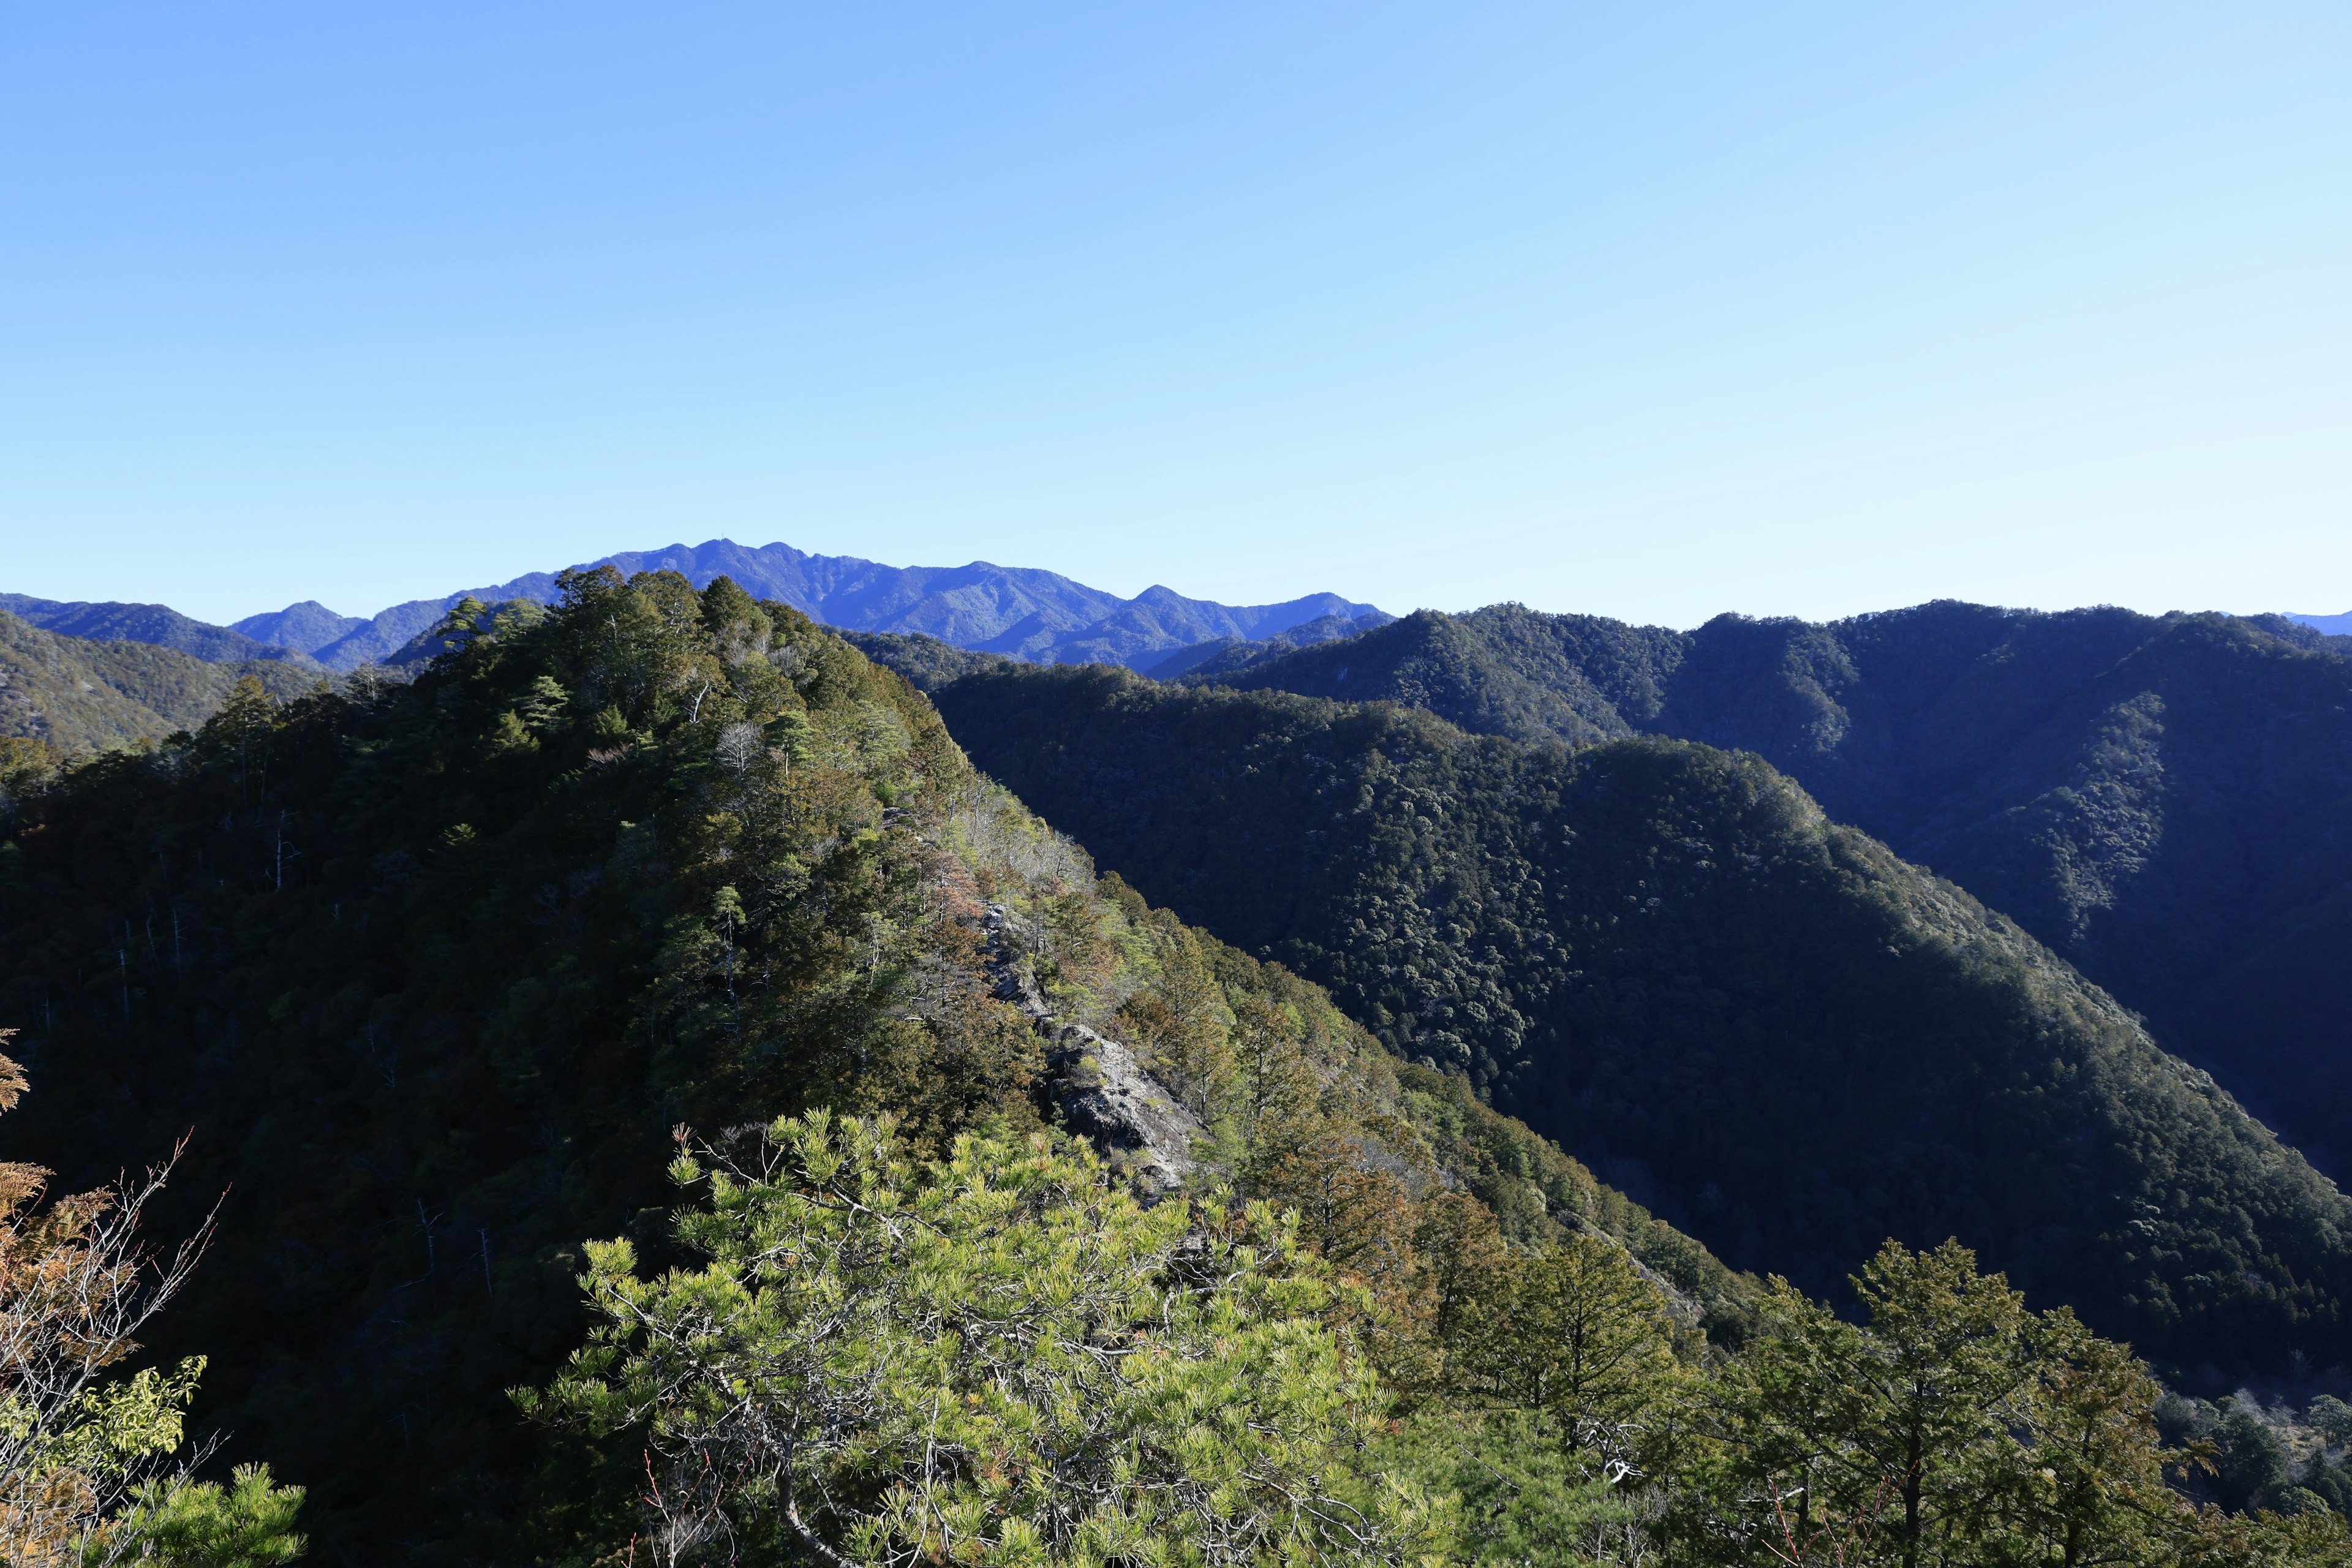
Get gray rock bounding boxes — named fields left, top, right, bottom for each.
left=983, top=903, right=1205, bottom=1198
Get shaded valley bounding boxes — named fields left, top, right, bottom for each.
left=931, top=662, right=2352, bottom=1379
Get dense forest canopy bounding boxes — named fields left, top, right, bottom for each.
left=930, top=662, right=2352, bottom=1380
left=9, top=572, right=2352, bottom=1560
left=0, top=609, right=324, bottom=754
left=1176, top=600, right=2352, bottom=1176
left=0, top=572, right=1736, bottom=1561
left=0, top=594, right=328, bottom=671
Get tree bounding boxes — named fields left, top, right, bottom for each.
left=521, top=1110, right=1444, bottom=1567
left=1247, top=1128, right=1438, bottom=1393
left=2207, top=1400, right=2291, bottom=1515
left=1231, top=995, right=1314, bottom=1144
left=0, top=1032, right=301, bottom=1566
left=1457, top=1234, right=1680, bottom=1470
left=1721, top=1240, right=2041, bottom=1568
left=195, top=679, right=276, bottom=805
left=1977, top=1316, right=2196, bottom=1568
left=2312, top=1396, right=2352, bottom=1450
left=1410, top=1190, right=1509, bottom=1357
left=107, top=1464, right=306, bottom=1567
left=1385, top=1227, right=1678, bottom=1568
left=1117, top=917, right=1235, bottom=1122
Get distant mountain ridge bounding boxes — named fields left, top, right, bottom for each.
left=1139, top=610, right=1396, bottom=680
left=1, top=594, right=326, bottom=671
left=0, top=609, right=325, bottom=752
left=228, top=538, right=1386, bottom=673
left=2286, top=609, right=2352, bottom=636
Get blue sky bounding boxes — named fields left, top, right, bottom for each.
left=3, top=3, right=2347, bottom=627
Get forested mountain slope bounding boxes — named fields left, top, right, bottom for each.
left=930, top=663, right=2352, bottom=1380
left=0, top=608, right=326, bottom=752
left=0, top=574, right=1725, bottom=1562
left=1, top=592, right=327, bottom=668
left=838, top=628, right=1017, bottom=689
left=1189, top=601, right=2352, bottom=1174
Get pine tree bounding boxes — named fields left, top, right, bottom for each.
left=519, top=1111, right=1444, bottom=1567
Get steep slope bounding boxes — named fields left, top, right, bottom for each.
left=1, top=593, right=325, bottom=668
left=931, top=663, right=2352, bottom=1378
left=1197, top=601, right=2352, bottom=1174
left=0, top=570, right=1725, bottom=1562
left=0, top=609, right=325, bottom=752
left=838, top=629, right=1017, bottom=690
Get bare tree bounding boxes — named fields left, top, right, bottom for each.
left=0, top=1033, right=219, bottom=1566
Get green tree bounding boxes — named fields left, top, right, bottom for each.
left=1231, top=995, right=1314, bottom=1145
left=1382, top=1229, right=1681, bottom=1568
left=104, top=1465, right=306, bottom=1567
left=195, top=677, right=276, bottom=805
left=1382, top=1406, right=1640, bottom=1568
left=1117, top=917, right=1236, bottom=1121
left=1458, top=1235, right=1680, bottom=1467
left=1977, top=1318, right=2195, bottom=1567
left=1721, top=1240, right=2041, bottom=1568
left=2207, top=1400, right=2291, bottom=1515
left=0, top=1033, right=302, bottom=1566
left=521, top=1110, right=1444, bottom=1567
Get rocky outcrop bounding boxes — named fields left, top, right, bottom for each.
left=983, top=903, right=1205, bottom=1198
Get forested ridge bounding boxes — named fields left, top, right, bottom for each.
left=1178, top=601, right=2352, bottom=1175
left=0, top=608, right=325, bottom=753
left=0, top=594, right=331, bottom=672
left=7, top=578, right=2352, bottom=1562
left=0, top=572, right=1740, bottom=1561
left=930, top=663, right=2352, bottom=1378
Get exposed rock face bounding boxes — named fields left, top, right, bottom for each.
left=983, top=903, right=1204, bottom=1197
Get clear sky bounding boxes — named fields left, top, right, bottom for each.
left=3, top=3, right=2347, bottom=628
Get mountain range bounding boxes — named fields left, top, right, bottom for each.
left=7, top=552, right=2352, bottom=1554
left=1132, top=601, right=2352, bottom=1177
left=213, top=538, right=1389, bottom=673
left=0, top=608, right=325, bottom=753
left=927, top=655, right=2352, bottom=1378
left=1, top=592, right=328, bottom=670
left=0, top=570, right=1716, bottom=1557
left=2286, top=610, right=2352, bottom=636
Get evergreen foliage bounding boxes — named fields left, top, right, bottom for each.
left=837, top=630, right=1017, bottom=691
left=0, top=571, right=1700, bottom=1560
left=930, top=663, right=2352, bottom=1375
left=0, top=612, right=322, bottom=754
left=537, top=1134, right=2352, bottom=1565
left=522, top=1111, right=1444, bottom=1567
left=107, top=1465, right=306, bottom=1568
left=1180, top=600, right=2352, bottom=1177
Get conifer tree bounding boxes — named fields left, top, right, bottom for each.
left=1716, top=1240, right=2088, bottom=1568
left=1459, top=1234, right=1681, bottom=1467
left=521, top=1111, right=1444, bottom=1568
